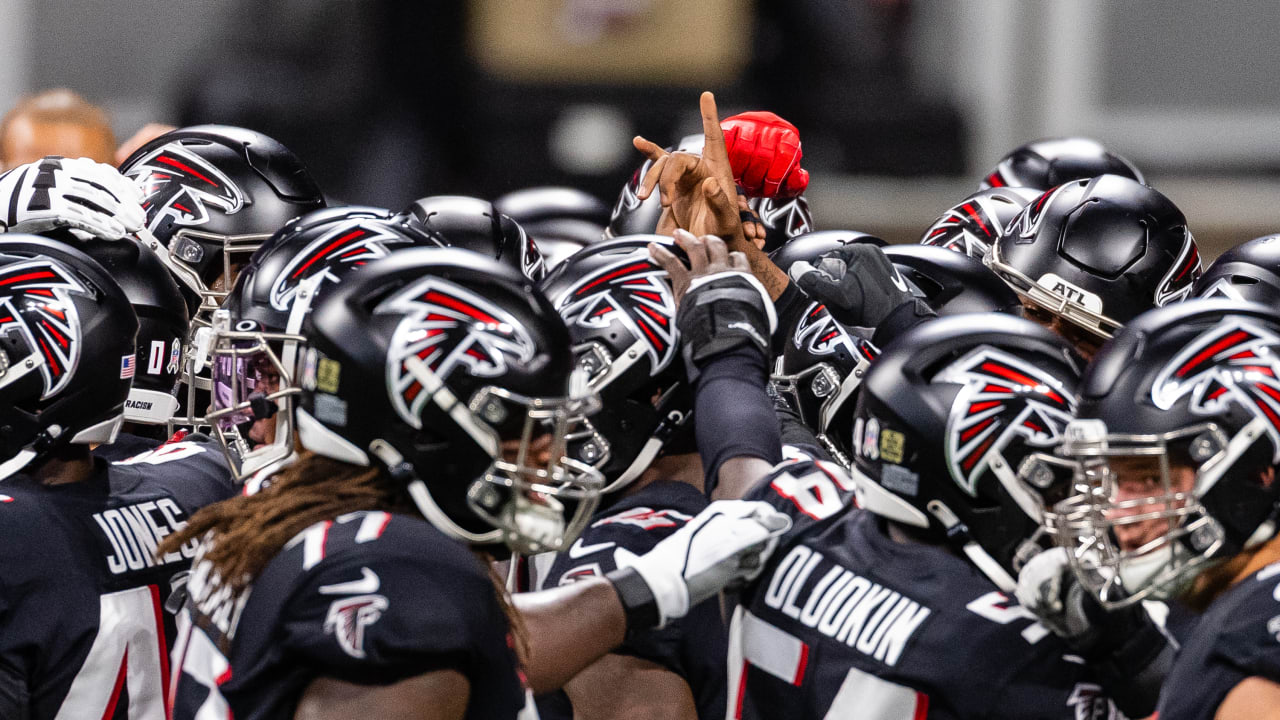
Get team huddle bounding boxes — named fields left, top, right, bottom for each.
left=0, top=90, right=1277, bottom=719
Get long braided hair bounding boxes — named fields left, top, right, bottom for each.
left=157, top=450, right=529, bottom=653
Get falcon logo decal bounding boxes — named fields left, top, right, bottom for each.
left=1009, top=184, right=1070, bottom=244
left=383, top=278, right=537, bottom=429
left=938, top=347, right=1075, bottom=496
left=126, top=145, right=245, bottom=233
left=557, top=256, right=677, bottom=375
left=270, top=223, right=424, bottom=311
left=755, top=196, right=812, bottom=238
left=1154, top=231, right=1202, bottom=306
left=0, top=260, right=91, bottom=398
left=1151, top=319, right=1280, bottom=461
left=793, top=302, right=857, bottom=357
left=323, top=594, right=388, bottom=659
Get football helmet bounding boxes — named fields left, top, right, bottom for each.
left=851, top=313, right=1083, bottom=590
left=538, top=235, right=692, bottom=493
left=0, top=235, right=137, bottom=479
left=403, top=195, right=546, bottom=281
left=769, top=230, right=887, bottom=270
left=119, top=125, right=326, bottom=316
left=981, top=137, right=1144, bottom=191
left=298, top=247, right=603, bottom=553
left=494, top=186, right=610, bottom=268
left=76, top=236, right=189, bottom=426
left=986, top=174, right=1200, bottom=341
left=884, top=245, right=1023, bottom=317
left=920, top=186, right=1041, bottom=258
left=206, top=206, right=445, bottom=480
left=1049, top=300, right=1280, bottom=607
left=1193, top=234, right=1280, bottom=307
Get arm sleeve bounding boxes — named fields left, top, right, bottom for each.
left=693, top=346, right=783, bottom=496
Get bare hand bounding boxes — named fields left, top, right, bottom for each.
left=648, top=228, right=749, bottom=306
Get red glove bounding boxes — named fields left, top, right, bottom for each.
left=721, top=111, right=810, bottom=199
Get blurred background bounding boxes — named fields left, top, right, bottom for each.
left=3, top=0, right=1279, bottom=256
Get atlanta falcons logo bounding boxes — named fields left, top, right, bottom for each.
left=270, top=223, right=424, bottom=311
left=557, top=256, right=677, bottom=374
left=383, top=278, right=537, bottom=429
left=937, top=347, right=1075, bottom=496
left=754, top=196, right=812, bottom=237
left=125, top=145, right=245, bottom=233
left=1151, top=319, right=1280, bottom=462
left=793, top=302, right=857, bottom=357
left=0, top=260, right=90, bottom=398
left=1154, top=231, right=1201, bottom=306
left=923, top=191, right=1033, bottom=257
left=322, top=594, right=388, bottom=659
left=1008, top=184, right=1070, bottom=244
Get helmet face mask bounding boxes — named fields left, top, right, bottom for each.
left=1049, top=420, right=1236, bottom=608
left=1050, top=303, right=1280, bottom=609
left=206, top=310, right=306, bottom=481
left=460, top=380, right=604, bottom=554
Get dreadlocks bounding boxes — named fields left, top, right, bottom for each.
left=158, top=450, right=412, bottom=595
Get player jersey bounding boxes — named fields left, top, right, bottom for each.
left=92, top=431, right=165, bottom=463
left=1156, top=560, right=1280, bottom=720
left=0, top=437, right=236, bottom=719
left=170, top=510, right=530, bottom=720
left=729, top=459, right=1121, bottom=720
left=537, top=480, right=726, bottom=720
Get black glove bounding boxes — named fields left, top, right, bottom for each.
left=788, top=244, right=914, bottom=328
left=677, top=270, right=777, bottom=377
left=1016, top=548, right=1175, bottom=717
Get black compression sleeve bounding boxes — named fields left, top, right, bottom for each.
left=693, top=346, right=783, bottom=495
left=771, top=282, right=808, bottom=355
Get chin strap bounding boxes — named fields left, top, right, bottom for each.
left=927, top=499, right=1017, bottom=592
left=603, top=408, right=689, bottom=494
left=368, top=438, right=503, bottom=546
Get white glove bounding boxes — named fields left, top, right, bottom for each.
left=611, top=500, right=791, bottom=628
left=0, top=156, right=146, bottom=241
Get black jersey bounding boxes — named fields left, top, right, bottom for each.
left=1156, top=561, right=1280, bottom=720
left=730, top=459, right=1121, bottom=720
left=537, top=480, right=725, bottom=720
left=171, top=510, right=530, bottom=720
left=0, top=437, right=236, bottom=719
left=92, top=431, right=165, bottom=463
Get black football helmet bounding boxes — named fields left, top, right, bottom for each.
left=539, top=235, right=693, bottom=493
left=119, top=125, right=326, bottom=315
left=771, top=300, right=878, bottom=467
left=768, top=230, right=887, bottom=273
left=75, top=237, right=189, bottom=427
left=403, top=195, right=546, bottom=281
left=1049, top=300, right=1280, bottom=607
left=884, top=245, right=1023, bottom=317
left=1193, top=234, right=1280, bottom=307
left=494, top=186, right=610, bottom=269
left=298, top=248, right=603, bottom=553
left=920, top=186, right=1041, bottom=258
left=206, top=206, right=445, bottom=480
left=0, top=235, right=137, bottom=479
left=851, top=314, right=1082, bottom=590
left=980, top=137, right=1144, bottom=191
left=986, top=174, right=1201, bottom=342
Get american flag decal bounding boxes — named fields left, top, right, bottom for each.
left=120, top=354, right=136, bottom=379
